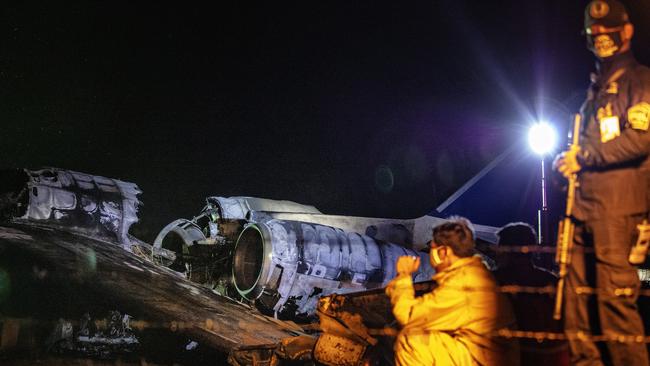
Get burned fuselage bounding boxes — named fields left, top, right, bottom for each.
left=1, top=168, right=493, bottom=322
left=153, top=196, right=501, bottom=320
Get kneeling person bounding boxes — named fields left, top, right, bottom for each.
left=386, top=218, right=519, bottom=366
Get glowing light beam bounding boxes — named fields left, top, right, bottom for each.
left=528, top=122, right=557, bottom=155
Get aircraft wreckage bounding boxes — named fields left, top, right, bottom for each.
left=0, top=167, right=502, bottom=365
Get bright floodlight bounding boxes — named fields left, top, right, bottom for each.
left=528, top=122, right=557, bottom=155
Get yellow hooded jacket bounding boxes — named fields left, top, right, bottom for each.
left=386, top=256, right=519, bottom=366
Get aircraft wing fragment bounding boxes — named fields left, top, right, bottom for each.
left=0, top=222, right=310, bottom=364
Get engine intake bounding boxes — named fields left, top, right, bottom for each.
left=232, top=225, right=272, bottom=299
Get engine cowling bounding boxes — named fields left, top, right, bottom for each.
left=232, top=219, right=434, bottom=318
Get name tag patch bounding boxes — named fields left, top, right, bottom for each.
left=600, top=116, right=620, bottom=143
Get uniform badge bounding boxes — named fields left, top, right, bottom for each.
left=600, top=116, right=620, bottom=143
left=590, top=1, right=609, bottom=19
left=628, top=102, right=650, bottom=131
left=598, top=103, right=620, bottom=142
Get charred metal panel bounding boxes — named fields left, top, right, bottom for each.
left=153, top=219, right=208, bottom=249
left=314, top=333, right=367, bottom=366
left=246, top=211, right=419, bottom=248
left=48, top=311, right=139, bottom=358
left=249, top=211, right=498, bottom=250
left=313, top=282, right=438, bottom=365
left=208, top=196, right=321, bottom=220
left=152, top=216, right=234, bottom=288
left=6, top=168, right=142, bottom=248
left=231, top=219, right=435, bottom=318
left=275, top=335, right=316, bottom=362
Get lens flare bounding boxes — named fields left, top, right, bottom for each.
left=528, top=122, right=557, bottom=155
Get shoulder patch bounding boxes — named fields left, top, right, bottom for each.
left=628, top=102, right=650, bottom=131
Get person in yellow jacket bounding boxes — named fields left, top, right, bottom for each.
left=386, top=218, right=519, bottom=366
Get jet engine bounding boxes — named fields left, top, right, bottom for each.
left=232, top=219, right=434, bottom=318
left=153, top=196, right=437, bottom=319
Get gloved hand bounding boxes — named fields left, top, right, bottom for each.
left=553, top=145, right=582, bottom=179
left=396, top=256, right=420, bottom=276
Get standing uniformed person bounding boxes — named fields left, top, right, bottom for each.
left=554, top=1, right=650, bottom=365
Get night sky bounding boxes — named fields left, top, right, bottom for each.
left=2, top=1, right=650, bottom=241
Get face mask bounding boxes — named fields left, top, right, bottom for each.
left=430, top=246, right=444, bottom=266
left=587, top=31, right=623, bottom=58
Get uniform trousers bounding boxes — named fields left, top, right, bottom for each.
left=564, top=215, right=649, bottom=366
left=394, top=329, right=474, bottom=366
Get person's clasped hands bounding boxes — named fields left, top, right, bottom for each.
left=396, top=255, right=420, bottom=276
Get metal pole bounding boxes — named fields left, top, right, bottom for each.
left=541, top=158, right=549, bottom=246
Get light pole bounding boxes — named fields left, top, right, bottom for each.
left=528, top=122, right=558, bottom=246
